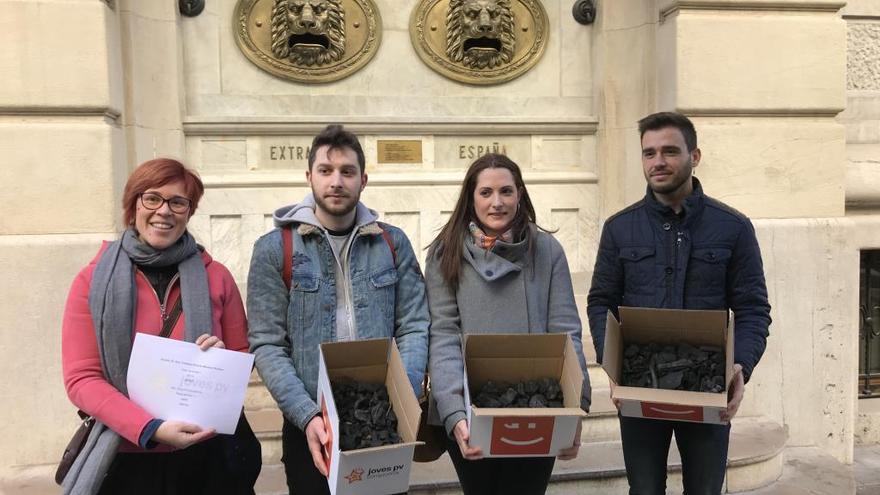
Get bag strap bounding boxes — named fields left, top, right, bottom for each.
left=378, top=223, right=398, bottom=265
left=280, top=223, right=396, bottom=291
left=159, top=297, right=183, bottom=338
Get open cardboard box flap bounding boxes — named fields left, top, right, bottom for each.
left=462, top=333, right=587, bottom=457
left=318, top=338, right=422, bottom=495
left=602, top=307, right=734, bottom=422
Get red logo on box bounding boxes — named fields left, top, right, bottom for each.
left=641, top=402, right=704, bottom=422
left=489, top=416, right=555, bottom=455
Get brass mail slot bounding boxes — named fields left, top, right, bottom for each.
left=378, top=140, right=423, bottom=164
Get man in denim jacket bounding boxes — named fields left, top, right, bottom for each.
left=587, top=112, right=771, bottom=495
left=247, top=125, right=429, bottom=494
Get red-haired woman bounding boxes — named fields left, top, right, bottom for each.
left=60, top=158, right=259, bottom=494
left=426, top=153, right=591, bottom=494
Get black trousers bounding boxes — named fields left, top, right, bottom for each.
left=444, top=435, right=555, bottom=495
left=98, top=436, right=250, bottom=495
left=282, top=418, right=409, bottom=494
left=99, top=414, right=260, bottom=495
left=281, top=418, right=332, bottom=495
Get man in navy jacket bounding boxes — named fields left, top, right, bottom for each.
left=587, top=112, right=771, bottom=494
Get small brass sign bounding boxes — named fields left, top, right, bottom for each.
left=410, top=0, right=549, bottom=85
left=377, top=140, right=423, bottom=163
left=233, top=0, right=382, bottom=83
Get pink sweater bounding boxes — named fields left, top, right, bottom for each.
left=62, top=244, right=249, bottom=449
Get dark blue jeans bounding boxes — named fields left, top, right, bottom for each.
left=619, top=415, right=730, bottom=495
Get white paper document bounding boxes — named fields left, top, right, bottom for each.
left=127, top=333, right=255, bottom=434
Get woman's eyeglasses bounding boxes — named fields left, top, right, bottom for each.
left=139, top=192, right=192, bottom=214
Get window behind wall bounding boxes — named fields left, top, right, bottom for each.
left=860, top=250, right=880, bottom=398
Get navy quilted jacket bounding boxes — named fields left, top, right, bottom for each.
left=587, top=178, right=771, bottom=382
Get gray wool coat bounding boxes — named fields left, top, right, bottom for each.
left=426, top=227, right=592, bottom=434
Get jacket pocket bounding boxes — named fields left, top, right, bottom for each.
left=289, top=273, right=319, bottom=371
left=686, top=247, right=731, bottom=293
left=619, top=246, right=656, bottom=293
left=369, top=267, right=398, bottom=288
left=369, top=267, right=398, bottom=326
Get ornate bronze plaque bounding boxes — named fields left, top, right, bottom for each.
left=377, top=140, right=423, bottom=163
left=410, top=0, right=548, bottom=85
left=233, top=0, right=382, bottom=83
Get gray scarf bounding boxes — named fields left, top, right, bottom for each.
left=62, top=228, right=213, bottom=494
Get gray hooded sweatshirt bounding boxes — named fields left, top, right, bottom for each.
left=273, top=193, right=379, bottom=341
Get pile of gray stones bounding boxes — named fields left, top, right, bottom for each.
left=473, top=378, right=565, bottom=408
left=332, top=381, right=401, bottom=450
left=620, top=342, right=726, bottom=393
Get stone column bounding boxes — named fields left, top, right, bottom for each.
left=654, top=0, right=852, bottom=464
left=0, top=0, right=185, bottom=484
left=0, top=0, right=125, bottom=481
left=593, top=0, right=660, bottom=218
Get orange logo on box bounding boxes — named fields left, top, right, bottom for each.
left=640, top=402, right=704, bottom=422
left=490, top=416, right=555, bottom=455
left=345, top=467, right=364, bottom=483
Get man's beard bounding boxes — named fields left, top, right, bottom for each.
left=313, top=189, right=360, bottom=217
left=648, top=161, right=693, bottom=195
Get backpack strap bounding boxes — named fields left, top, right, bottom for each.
left=282, top=225, right=293, bottom=291
left=378, top=224, right=397, bottom=265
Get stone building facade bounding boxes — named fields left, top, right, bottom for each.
left=1, top=0, right=878, bottom=492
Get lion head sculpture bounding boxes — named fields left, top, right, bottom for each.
left=446, top=0, right=515, bottom=70
left=271, top=0, right=346, bottom=67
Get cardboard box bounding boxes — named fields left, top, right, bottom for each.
left=602, top=307, right=733, bottom=425
left=317, top=338, right=422, bottom=495
left=462, top=333, right=588, bottom=458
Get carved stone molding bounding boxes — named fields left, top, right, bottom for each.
left=660, top=1, right=846, bottom=20
left=198, top=170, right=598, bottom=188
left=182, top=118, right=598, bottom=136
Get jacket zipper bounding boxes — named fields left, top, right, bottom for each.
left=666, top=225, right=683, bottom=304
left=139, top=271, right=180, bottom=322
left=674, top=230, right=683, bottom=306
left=343, top=236, right=357, bottom=339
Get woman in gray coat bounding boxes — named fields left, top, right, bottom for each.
left=426, top=153, right=591, bottom=494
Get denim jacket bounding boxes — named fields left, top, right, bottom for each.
left=247, top=195, right=429, bottom=430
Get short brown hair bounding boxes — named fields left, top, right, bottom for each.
left=122, top=158, right=204, bottom=226
left=638, top=112, right=698, bottom=152
left=308, top=124, right=366, bottom=173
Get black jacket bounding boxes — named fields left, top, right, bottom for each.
left=587, top=178, right=771, bottom=382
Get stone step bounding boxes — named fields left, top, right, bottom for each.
left=253, top=416, right=788, bottom=495
left=246, top=370, right=278, bottom=410
left=5, top=419, right=857, bottom=495
left=736, top=446, right=855, bottom=494
left=582, top=386, right=620, bottom=442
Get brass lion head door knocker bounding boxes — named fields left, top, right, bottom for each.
left=234, top=0, right=381, bottom=83
left=410, top=0, right=548, bottom=85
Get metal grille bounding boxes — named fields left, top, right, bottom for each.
left=859, top=251, right=880, bottom=398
